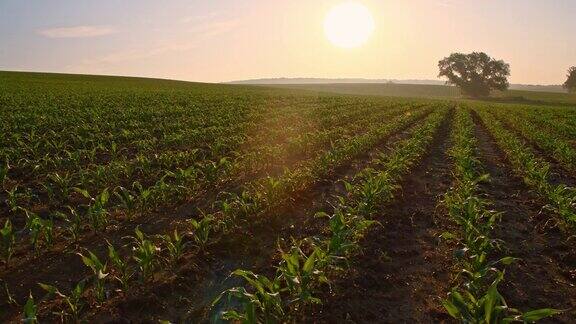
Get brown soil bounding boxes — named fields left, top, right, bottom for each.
left=303, top=111, right=456, bottom=323
left=473, top=112, right=576, bottom=322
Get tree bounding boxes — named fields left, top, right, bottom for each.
left=563, top=66, right=576, bottom=93
left=438, top=52, right=510, bottom=98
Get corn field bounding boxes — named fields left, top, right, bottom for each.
left=1, top=72, right=575, bottom=323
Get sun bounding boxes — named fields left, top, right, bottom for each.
left=324, top=2, right=375, bottom=49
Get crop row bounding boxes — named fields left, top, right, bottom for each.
left=507, top=106, right=576, bottom=142
left=2, top=98, right=395, bottom=178
left=1, top=104, right=435, bottom=321
left=441, top=107, right=559, bottom=322
left=212, top=106, right=449, bottom=322
left=475, top=107, right=576, bottom=228
left=489, top=108, right=575, bottom=172
left=0, top=104, right=425, bottom=270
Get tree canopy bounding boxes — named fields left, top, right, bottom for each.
left=563, top=66, right=576, bottom=93
left=438, top=52, right=510, bottom=98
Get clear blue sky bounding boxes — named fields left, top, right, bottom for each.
left=1, top=0, right=574, bottom=84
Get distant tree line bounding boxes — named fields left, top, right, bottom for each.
left=438, top=52, right=575, bottom=97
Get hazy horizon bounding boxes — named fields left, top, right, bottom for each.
left=1, top=0, right=574, bottom=84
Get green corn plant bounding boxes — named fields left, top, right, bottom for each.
left=0, top=161, right=7, bottom=185
left=443, top=271, right=561, bottom=323
left=6, top=185, right=23, bottom=212
left=76, top=188, right=110, bottom=231
left=544, top=185, right=576, bottom=225
left=173, top=165, right=198, bottom=183
left=348, top=170, right=396, bottom=216
left=107, top=241, right=133, bottom=290
left=159, top=229, right=187, bottom=265
left=264, top=176, right=283, bottom=204
left=110, top=141, right=118, bottom=159
left=23, top=209, right=43, bottom=253
left=189, top=215, right=219, bottom=250
left=114, top=186, right=137, bottom=211
left=92, top=165, right=109, bottom=187
left=213, top=269, right=285, bottom=324
left=22, top=293, right=38, bottom=324
left=133, top=181, right=153, bottom=209
left=59, top=206, right=83, bottom=243
left=200, top=157, right=230, bottom=183
left=219, top=200, right=236, bottom=231
left=39, top=280, right=86, bottom=321
left=130, top=226, right=159, bottom=281
left=78, top=250, right=108, bottom=302
left=231, top=190, right=262, bottom=220
left=317, top=209, right=356, bottom=259
left=316, top=209, right=377, bottom=259
left=42, top=216, right=54, bottom=249
left=150, top=174, right=171, bottom=204
left=0, top=219, right=15, bottom=268
left=48, top=172, right=73, bottom=201
left=277, top=242, right=329, bottom=307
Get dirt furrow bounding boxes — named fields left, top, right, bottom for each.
left=472, top=112, right=576, bottom=323
left=304, top=111, right=455, bottom=323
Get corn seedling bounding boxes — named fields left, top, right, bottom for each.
left=129, top=226, right=159, bottom=281
left=60, top=206, right=83, bottom=242
left=0, top=219, right=15, bottom=267
left=0, top=161, right=8, bottom=185
left=114, top=186, right=137, bottom=211
left=22, top=293, right=38, bottom=324
left=75, top=188, right=110, bottom=231
left=443, top=271, right=560, bottom=323
left=23, top=209, right=43, bottom=253
left=159, top=229, right=187, bottom=265
left=48, top=172, right=74, bottom=201
left=189, top=214, right=219, bottom=250
left=6, top=186, right=23, bottom=212
left=213, top=269, right=285, bottom=324
left=39, top=280, right=86, bottom=321
left=107, top=242, right=133, bottom=291
left=78, top=250, right=108, bottom=302
left=277, top=241, right=329, bottom=308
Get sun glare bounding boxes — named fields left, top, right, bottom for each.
left=324, top=2, right=375, bottom=49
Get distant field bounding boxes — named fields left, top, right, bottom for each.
left=265, top=82, right=576, bottom=105
left=1, top=71, right=575, bottom=322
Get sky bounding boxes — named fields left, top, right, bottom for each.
left=0, top=0, right=574, bottom=84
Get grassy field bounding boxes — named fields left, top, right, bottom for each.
left=1, top=71, right=575, bottom=322
left=266, top=82, right=576, bottom=105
